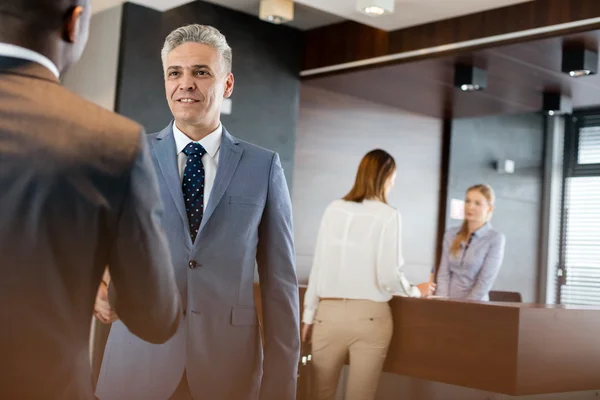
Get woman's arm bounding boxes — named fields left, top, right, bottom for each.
left=302, top=212, right=328, bottom=325
left=435, top=231, right=453, bottom=297
left=466, top=233, right=506, bottom=300
left=377, top=211, right=421, bottom=297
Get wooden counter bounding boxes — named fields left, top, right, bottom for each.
left=385, top=296, right=600, bottom=396
left=254, top=284, right=600, bottom=396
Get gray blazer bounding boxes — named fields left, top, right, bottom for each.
left=0, top=57, right=180, bottom=400
left=96, top=123, right=300, bottom=400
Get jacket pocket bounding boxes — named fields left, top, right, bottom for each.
left=229, top=195, right=263, bottom=207
left=231, top=306, right=259, bottom=326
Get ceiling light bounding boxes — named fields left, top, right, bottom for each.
left=454, top=65, right=487, bottom=92
left=259, top=0, right=293, bottom=24
left=562, top=45, right=598, bottom=78
left=542, top=92, right=572, bottom=116
left=357, top=0, right=394, bottom=16
left=569, top=69, right=592, bottom=77
left=460, top=84, right=481, bottom=92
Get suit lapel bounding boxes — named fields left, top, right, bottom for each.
left=198, top=128, right=243, bottom=235
left=151, top=123, right=190, bottom=236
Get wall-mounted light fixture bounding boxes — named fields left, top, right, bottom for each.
left=561, top=44, right=598, bottom=77
left=357, top=0, right=394, bottom=17
left=259, top=0, right=294, bottom=24
left=542, top=92, right=572, bottom=116
left=495, top=159, right=515, bottom=174
left=454, top=65, right=487, bottom=91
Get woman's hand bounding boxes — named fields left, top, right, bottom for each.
left=416, top=281, right=436, bottom=297
left=301, top=323, right=313, bottom=343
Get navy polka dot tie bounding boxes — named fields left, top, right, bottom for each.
left=182, top=142, right=207, bottom=242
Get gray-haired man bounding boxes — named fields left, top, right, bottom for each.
left=94, top=24, right=300, bottom=400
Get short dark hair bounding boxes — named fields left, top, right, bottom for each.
left=0, top=0, right=82, bottom=30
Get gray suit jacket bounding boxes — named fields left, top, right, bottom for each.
left=0, top=57, right=181, bottom=399
left=96, top=123, right=300, bottom=400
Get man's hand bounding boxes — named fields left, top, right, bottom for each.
left=94, top=281, right=118, bottom=324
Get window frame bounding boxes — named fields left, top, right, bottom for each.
left=558, top=109, right=600, bottom=304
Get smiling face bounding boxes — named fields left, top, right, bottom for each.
left=164, top=42, right=234, bottom=133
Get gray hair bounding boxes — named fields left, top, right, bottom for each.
left=161, top=24, right=232, bottom=73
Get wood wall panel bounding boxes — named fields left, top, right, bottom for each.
left=306, top=29, right=600, bottom=119
left=303, top=0, right=600, bottom=74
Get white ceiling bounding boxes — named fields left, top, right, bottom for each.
left=295, top=0, right=534, bottom=31
left=93, top=0, right=535, bottom=31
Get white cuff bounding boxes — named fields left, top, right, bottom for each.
left=302, top=308, right=316, bottom=325
left=412, top=286, right=422, bottom=298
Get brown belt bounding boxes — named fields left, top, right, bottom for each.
left=320, top=297, right=347, bottom=301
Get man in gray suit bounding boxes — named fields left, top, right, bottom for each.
left=0, top=0, right=181, bottom=399
left=95, top=24, right=300, bottom=400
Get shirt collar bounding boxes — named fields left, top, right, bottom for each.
left=472, top=222, right=492, bottom=238
left=0, top=43, right=60, bottom=79
left=173, top=122, right=222, bottom=158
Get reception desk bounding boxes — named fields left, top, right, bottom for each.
left=254, top=284, right=600, bottom=396
left=383, top=296, right=600, bottom=396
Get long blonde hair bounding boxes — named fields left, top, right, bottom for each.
left=450, top=184, right=495, bottom=257
left=343, top=149, right=396, bottom=204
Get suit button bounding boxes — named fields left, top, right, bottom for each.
left=188, top=260, right=198, bottom=269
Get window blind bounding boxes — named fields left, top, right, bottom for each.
left=560, top=118, right=600, bottom=305
left=560, top=176, right=600, bottom=305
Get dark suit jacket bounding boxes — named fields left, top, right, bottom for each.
left=0, top=56, right=181, bottom=399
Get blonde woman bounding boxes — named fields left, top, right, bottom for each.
left=436, top=184, right=506, bottom=300
left=301, top=149, right=431, bottom=400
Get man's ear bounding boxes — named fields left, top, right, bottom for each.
left=223, top=72, right=234, bottom=98
left=63, top=6, right=84, bottom=43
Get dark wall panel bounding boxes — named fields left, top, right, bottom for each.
left=446, top=113, right=544, bottom=302
left=115, top=1, right=302, bottom=183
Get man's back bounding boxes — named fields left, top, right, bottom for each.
left=0, top=58, right=181, bottom=399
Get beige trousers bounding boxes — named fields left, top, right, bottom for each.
left=311, top=299, right=393, bottom=400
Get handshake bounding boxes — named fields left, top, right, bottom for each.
left=93, top=271, right=118, bottom=324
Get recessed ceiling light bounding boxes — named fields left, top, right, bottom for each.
left=357, top=0, right=394, bottom=16
left=569, top=69, right=592, bottom=77
left=460, top=84, right=482, bottom=92
left=364, top=6, right=385, bottom=15
left=259, top=0, right=293, bottom=24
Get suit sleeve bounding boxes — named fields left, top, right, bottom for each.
left=256, top=152, right=300, bottom=400
left=106, top=129, right=181, bottom=344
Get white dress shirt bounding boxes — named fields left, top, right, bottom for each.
left=0, top=42, right=60, bottom=78
left=302, top=199, right=421, bottom=324
left=173, top=123, right=222, bottom=211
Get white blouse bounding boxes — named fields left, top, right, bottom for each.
left=302, top=199, right=421, bottom=324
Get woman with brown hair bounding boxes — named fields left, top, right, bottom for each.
left=435, top=184, right=506, bottom=300
left=301, top=149, right=431, bottom=400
